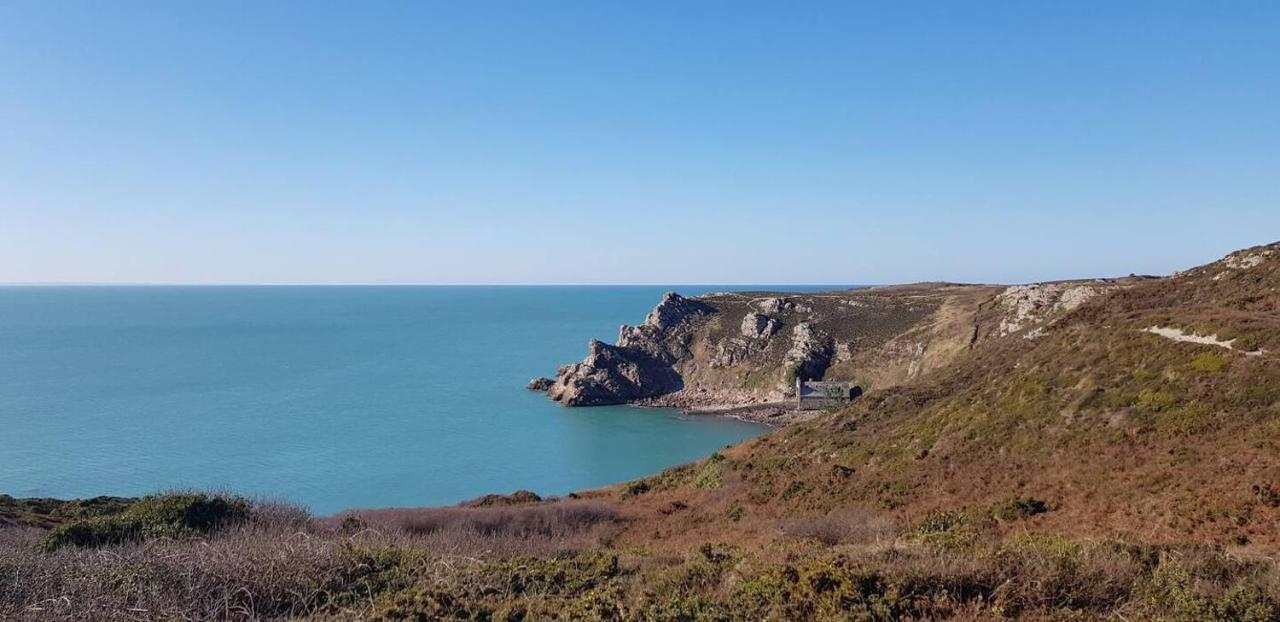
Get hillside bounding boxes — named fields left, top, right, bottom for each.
left=3, top=243, right=1279, bottom=621
left=602, top=242, right=1280, bottom=543
left=539, top=277, right=1142, bottom=422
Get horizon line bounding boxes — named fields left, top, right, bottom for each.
left=0, top=282, right=880, bottom=288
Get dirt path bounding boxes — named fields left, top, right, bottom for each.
left=1143, top=326, right=1264, bottom=357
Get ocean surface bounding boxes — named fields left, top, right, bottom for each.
left=0, top=285, right=841, bottom=514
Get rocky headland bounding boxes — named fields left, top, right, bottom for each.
left=533, top=279, right=1143, bottom=422
left=7, top=242, right=1280, bottom=620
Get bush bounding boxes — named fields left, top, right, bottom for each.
left=1189, top=352, right=1228, bottom=373
left=914, top=509, right=967, bottom=536
left=40, top=493, right=251, bottom=551
left=1234, top=335, right=1261, bottom=352
left=692, top=453, right=727, bottom=489
left=993, top=497, right=1049, bottom=522
left=339, top=500, right=618, bottom=557
left=913, top=510, right=973, bottom=548
left=784, top=508, right=895, bottom=545
left=1140, top=555, right=1280, bottom=621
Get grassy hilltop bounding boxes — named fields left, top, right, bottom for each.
left=3, top=243, right=1279, bottom=621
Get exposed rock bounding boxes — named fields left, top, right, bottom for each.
left=644, top=292, right=716, bottom=331
left=548, top=293, right=716, bottom=406
left=547, top=339, right=683, bottom=406
left=710, top=338, right=750, bottom=368
left=526, top=377, right=555, bottom=392
left=740, top=312, right=780, bottom=340
left=783, top=322, right=834, bottom=386
left=1224, top=248, right=1273, bottom=270
left=757, top=297, right=811, bottom=314
left=995, top=283, right=1103, bottom=336
left=545, top=283, right=1010, bottom=411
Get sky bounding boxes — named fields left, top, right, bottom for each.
left=1, top=2, right=1277, bottom=285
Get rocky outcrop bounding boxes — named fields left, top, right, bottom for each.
left=643, top=292, right=716, bottom=330
left=995, top=282, right=1104, bottom=336
left=526, top=377, right=555, bottom=391
left=783, top=322, right=834, bottom=386
left=544, top=282, right=1035, bottom=409
left=711, top=313, right=782, bottom=369
left=740, top=312, right=780, bottom=340
left=756, top=297, right=811, bottom=314
left=546, top=340, right=683, bottom=406
left=547, top=293, right=716, bottom=406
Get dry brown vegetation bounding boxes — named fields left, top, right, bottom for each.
left=3, top=242, right=1279, bottom=620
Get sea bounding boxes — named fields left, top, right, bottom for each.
left=0, top=285, right=840, bottom=514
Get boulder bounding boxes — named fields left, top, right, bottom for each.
left=547, top=339, right=684, bottom=406
left=740, top=312, right=780, bottom=340
left=757, top=297, right=812, bottom=314
left=526, top=377, right=555, bottom=392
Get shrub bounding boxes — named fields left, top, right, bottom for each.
left=40, top=493, right=250, bottom=551
left=993, top=497, right=1049, bottom=522
left=1234, top=335, right=1261, bottom=352
left=784, top=508, right=895, bottom=545
left=1139, top=555, right=1280, bottom=621
left=913, top=510, right=973, bottom=548
left=625, top=480, right=651, bottom=497
left=692, top=453, right=727, bottom=489
left=339, top=500, right=618, bottom=557
left=1136, top=388, right=1179, bottom=412
left=914, top=509, right=967, bottom=536
left=1189, top=352, right=1228, bottom=373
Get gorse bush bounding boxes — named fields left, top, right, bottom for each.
left=914, top=509, right=974, bottom=549
left=993, top=497, right=1049, bottom=522
left=1189, top=352, right=1229, bottom=373
left=39, top=493, right=251, bottom=552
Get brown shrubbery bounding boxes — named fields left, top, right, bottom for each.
left=0, top=493, right=622, bottom=620
left=782, top=507, right=894, bottom=545
left=334, top=499, right=619, bottom=556
left=6, top=497, right=1280, bottom=619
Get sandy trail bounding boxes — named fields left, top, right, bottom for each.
left=1143, top=326, right=1264, bottom=357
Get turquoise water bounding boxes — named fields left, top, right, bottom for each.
left=0, top=286, right=832, bottom=514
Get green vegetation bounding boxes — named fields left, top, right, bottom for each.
left=993, top=496, right=1049, bottom=521
left=1189, top=351, right=1229, bottom=373
left=4, top=242, right=1279, bottom=619
left=40, top=493, right=250, bottom=552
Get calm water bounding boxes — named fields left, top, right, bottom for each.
left=0, top=286, right=833, bottom=514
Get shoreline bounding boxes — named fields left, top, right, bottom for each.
left=633, top=390, right=822, bottom=426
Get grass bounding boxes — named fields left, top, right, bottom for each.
left=3, top=243, right=1278, bottom=619
left=38, top=492, right=251, bottom=552
left=8, top=505, right=1280, bottom=620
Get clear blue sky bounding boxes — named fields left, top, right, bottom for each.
left=1, top=2, right=1276, bottom=285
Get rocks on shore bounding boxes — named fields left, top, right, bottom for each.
left=546, top=292, right=715, bottom=406
left=526, top=377, right=555, bottom=392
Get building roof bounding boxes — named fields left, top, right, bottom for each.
left=798, top=380, right=854, bottom=398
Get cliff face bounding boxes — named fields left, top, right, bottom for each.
left=545, top=293, right=714, bottom=406
left=544, top=278, right=1135, bottom=408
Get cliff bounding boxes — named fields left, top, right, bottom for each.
left=7, top=243, right=1280, bottom=621
left=541, top=278, right=1139, bottom=411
